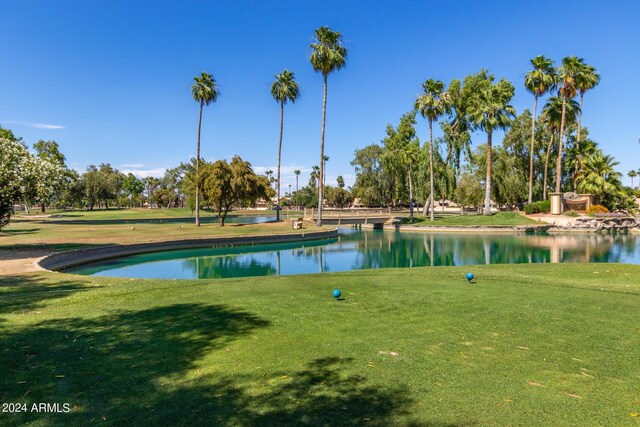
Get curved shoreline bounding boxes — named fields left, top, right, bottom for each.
left=38, top=228, right=339, bottom=272
left=362, top=223, right=640, bottom=234
left=363, top=224, right=552, bottom=233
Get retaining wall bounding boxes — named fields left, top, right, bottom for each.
left=39, top=229, right=339, bottom=271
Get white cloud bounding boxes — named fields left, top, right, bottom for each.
left=32, top=123, right=65, bottom=129
left=119, top=163, right=146, bottom=168
left=2, top=120, right=65, bottom=129
left=121, top=168, right=166, bottom=178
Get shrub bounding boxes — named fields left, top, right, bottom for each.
left=523, top=200, right=551, bottom=215
left=587, top=204, right=609, bottom=215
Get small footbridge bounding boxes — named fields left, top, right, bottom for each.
left=303, top=208, right=395, bottom=229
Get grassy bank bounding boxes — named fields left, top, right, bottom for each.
left=1, top=264, right=639, bottom=425
left=402, top=211, right=541, bottom=226
left=1, top=208, right=314, bottom=252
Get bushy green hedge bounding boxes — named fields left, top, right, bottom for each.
left=523, top=200, right=550, bottom=214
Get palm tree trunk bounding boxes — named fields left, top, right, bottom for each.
left=577, top=93, right=583, bottom=142
left=276, top=101, right=284, bottom=221
left=422, top=194, right=432, bottom=216
left=429, top=118, right=435, bottom=222
left=408, top=164, right=414, bottom=223
left=573, top=93, right=585, bottom=191
left=556, top=99, right=567, bottom=193
left=528, top=96, right=538, bottom=204
left=543, top=132, right=554, bottom=200
left=317, top=74, right=328, bottom=226
left=195, top=100, right=203, bottom=226
left=483, top=129, right=493, bottom=215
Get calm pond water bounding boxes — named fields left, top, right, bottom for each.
left=64, top=229, right=640, bottom=279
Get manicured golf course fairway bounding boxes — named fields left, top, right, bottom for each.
left=2, top=263, right=640, bottom=426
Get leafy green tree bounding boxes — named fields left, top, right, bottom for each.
left=291, top=185, right=317, bottom=208
left=310, top=26, right=347, bottom=225
left=192, top=71, right=219, bottom=226
left=80, top=164, right=124, bottom=210
left=453, top=173, right=484, bottom=212
left=351, top=144, right=391, bottom=207
left=271, top=69, right=300, bottom=221
left=415, top=79, right=450, bottom=221
left=467, top=75, right=516, bottom=215
left=325, top=185, right=353, bottom=208
left=501, top=111, right=536, bottom=201
left=524, top=55, right=557, bottom=203
left=201, top=156, right=274, bottom=226
left=0, top=125, right=17, bottom=141
left=33, top=140, right=66, bottom=165
left=122, top=173, right=144, bottom=207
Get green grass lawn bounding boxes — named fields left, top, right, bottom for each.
left=1, top=208, right=315, bottom=252
left=1, top=264, right=639, bottom=426
left=402, top=211, right=541, bottom=226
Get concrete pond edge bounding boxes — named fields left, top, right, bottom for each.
left=38, top=228, right=339, bottom=272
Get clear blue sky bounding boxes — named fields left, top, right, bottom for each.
left=2, top=0, right=639, bottom=189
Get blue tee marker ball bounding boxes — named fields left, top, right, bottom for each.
left=332, top=289, right=341, bottom=298
left=466, top=273, right=474, bottom=282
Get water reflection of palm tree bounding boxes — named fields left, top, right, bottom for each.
left=483, top=239, right=491, bottom=265
left=186, top=256, right=276, bottom=279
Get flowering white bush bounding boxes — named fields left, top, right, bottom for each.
left=0, top=138, right=43, bottom=228
left=21, top=154, right=68, bottom=210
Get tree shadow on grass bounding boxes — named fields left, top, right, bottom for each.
left=0, top=243, right=110, bottom=261
left=0, top=303, right=420, bottom=426
left=149, top=356, right=418, bottom=426
left=0, top=228, right=40, bottom=235
left=0, top=275, right=98, bottom=321
left=0, top=303, right=270, bottom=426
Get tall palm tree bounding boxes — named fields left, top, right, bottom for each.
left=415, top=79, right=450, bottom=221
left=575, top=61, right=600, bottom=143
left=628, top=170, right=637, bottom=188
left=293, top=169, right=301, bottom=192
left=555, top=56, right=581, bottom=193
left=524, top=55, right=557, bottom=203
left=271, top=69, right=301, bottom=221
left=402, top=141, right=420, bottom=223
left=541, top=96, right=580, bottom=199
left=468, top=79, right=516, bottom=215
left=191, top=72, right=219, bottom=226
left=310, top=26, right=347, bottom=226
